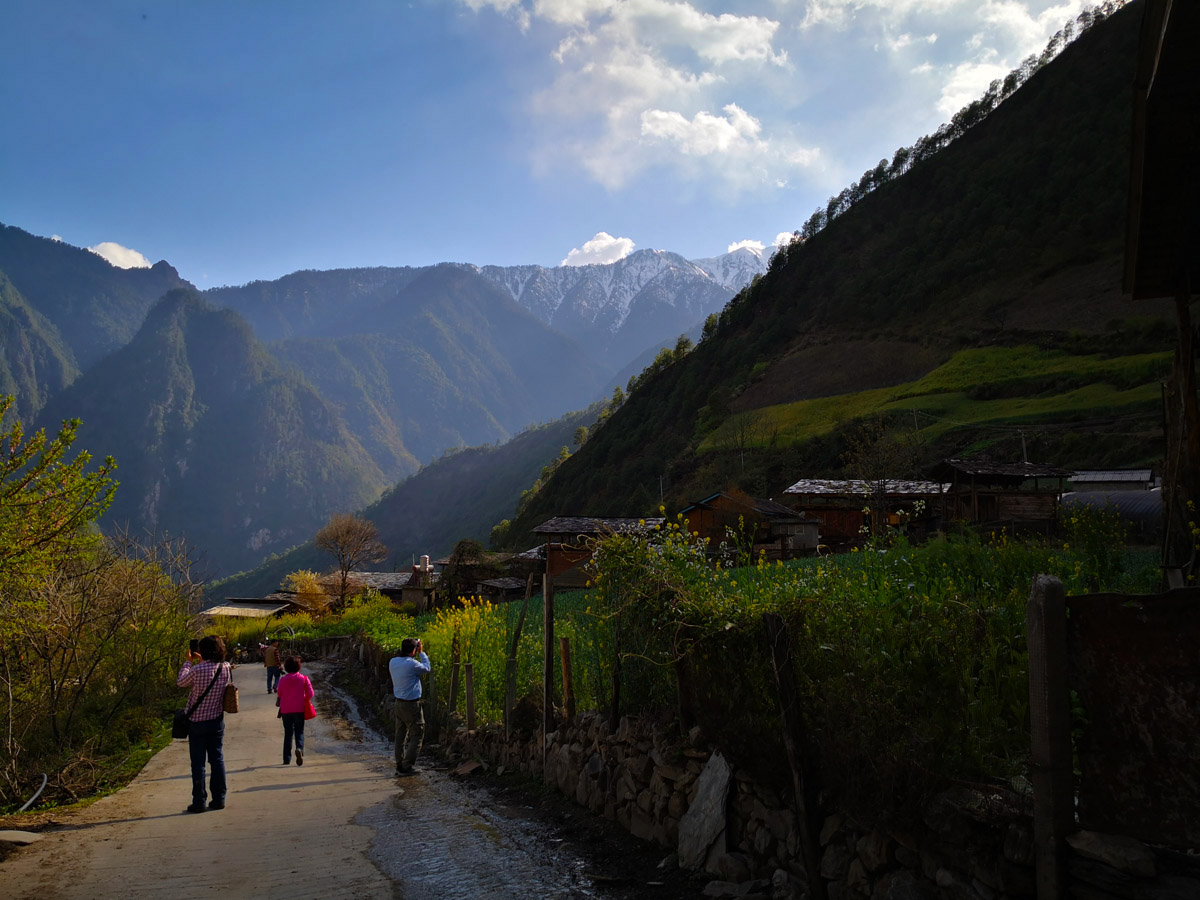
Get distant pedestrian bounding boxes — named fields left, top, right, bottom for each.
left=277, top=656, right=315, bottom=766
left=388, top=638, right=430, bottom=775
left=262, top=638, right=283, bottom=693
left=177, top=636, right=231, bottom=813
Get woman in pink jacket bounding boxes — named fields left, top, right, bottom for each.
left=276, top=656, right=315, bottom=766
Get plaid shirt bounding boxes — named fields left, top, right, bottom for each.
left=177, top=661, right=231, bottom=722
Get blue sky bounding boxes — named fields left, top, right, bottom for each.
left=0, top=0, right=1094, bottom=287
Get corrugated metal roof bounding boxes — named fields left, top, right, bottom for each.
left=514, top=545, right=545, bottom=560
left=533, top=516, right=665, bottom=535
left=1071, top=469, right=1154, bottom=484
left=783, top=479, right=947, bottom=496
left=932, top=459, right=1073, bottom=479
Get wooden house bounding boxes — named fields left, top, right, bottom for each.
left=781, top=479, right=946, bottom=548
left=1124, top=0, right=1199, bottom=586
left=930, top=459, right=1072, bottom=532
left=679, top=490, right=821, bottom=560
left=533, top=516, right=665, bottom=589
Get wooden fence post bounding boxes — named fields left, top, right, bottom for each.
left=447, top=629, right=461, bottom=717
left=424, top=665, right=439, bottom=743
left=763, top=613, right=824, bottom=900
left=608, top=620, right=621, bottom=733
left=543, top=571, right=556, bottom=738
left=559, top=636, right=575, bottom=721
left=505, top=573, right=534, bottom=739
left=464, top=663, right=476, bottom=732
left=1026, top=575, right=1073, bottom=900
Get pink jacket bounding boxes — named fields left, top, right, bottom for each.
left=276, top=672, right=314, bottom=715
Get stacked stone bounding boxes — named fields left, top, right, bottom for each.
left=420, top=658, right=1200, bottom=900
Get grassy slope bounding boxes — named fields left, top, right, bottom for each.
left=700, top=346, right=1171, bottom=450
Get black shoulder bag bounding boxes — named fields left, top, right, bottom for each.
left=172, top=666, right=223, bottom=739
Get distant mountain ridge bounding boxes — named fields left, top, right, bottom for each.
left=36, top=289, right=389, bottom=576
left=0, top=224, right=192, bottom=371
left=472, top=247, right=767, bottom=365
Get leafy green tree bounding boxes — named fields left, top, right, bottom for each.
left=0, top=396, right=117, bottom=586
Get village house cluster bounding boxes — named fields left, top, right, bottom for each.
left=213, top=460, right=1158, bottom=618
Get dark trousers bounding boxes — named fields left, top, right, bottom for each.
left=282, top=712, right=305, bottom=762
left=187, top=717, right=226, bottom=807
left=266, top=666, right=282, bottom=692
left=394, top=698, right=424, bottom=769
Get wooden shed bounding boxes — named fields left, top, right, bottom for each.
left=930, top=459, right=1071, bottom=532
left=533, top=516, right=664, bottom=589
left=679, top=490, right=821, bottom=560
left=781, top=479, right=946, bottom=547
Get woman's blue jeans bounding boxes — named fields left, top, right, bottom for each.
left=187, top=717, right=226, bottom=808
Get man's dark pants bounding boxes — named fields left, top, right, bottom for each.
left=394, top=698, right=424, bottom=770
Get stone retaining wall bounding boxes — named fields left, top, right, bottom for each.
left=440, top=710, right=1199, bottom=900
left=338, top=635, right=1197, bottom=900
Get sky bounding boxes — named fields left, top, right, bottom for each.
left=0, top=0, right=1092, bottom=288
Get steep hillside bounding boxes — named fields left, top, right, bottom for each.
left=351, top=265, right=607, bottom=431
left=0, top=271, right=79, bottom=423
left=205, top=266, right=423, bottom=341
left=37, top=289, right=388, bottom=576
left=503, top=1, right=1174, bottom=543
left=209, top=406, right=597, bottom=600
left=215, top=264, right=608, bottom=477
left=0, top=225, right=192, bottom=369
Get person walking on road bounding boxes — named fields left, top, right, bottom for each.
left=177, top=636, right=231, bottom=813
left=262, top=638, right=283, bottom=693
left=277, top=656, right=315, bottom=766
left=388, top=638, right=430, bottom=775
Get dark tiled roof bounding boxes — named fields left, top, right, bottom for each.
left=480, top=577, right=527, bottom=591
left=533, top=516, right=665, bottom=535
left=933, top=459, right=1073, bottom=479
left=783, top=479, right=947, bottom=496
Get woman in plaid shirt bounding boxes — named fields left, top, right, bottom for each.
left=177, top=635, right=231, bottom=813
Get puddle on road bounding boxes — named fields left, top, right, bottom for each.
left=315, top=664, right=702, bottom=900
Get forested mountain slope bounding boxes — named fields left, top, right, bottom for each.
left=36, top=289, right=388, bottom=576
left=217, top=264, right=608, bottom=477
left=502, top=0, right=1174, bottom=544
left=0, top=224, right=192, bottom=370
left=210, top=406, right=597, bottom=600
left=0, top=271, right=79, bottom=423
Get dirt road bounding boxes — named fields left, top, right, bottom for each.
left=0, top=662, right=703, bottom=899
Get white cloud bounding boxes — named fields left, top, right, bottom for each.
left=89, top=241, right=151, bottom=269
left=772, top=231, right=795, bottom=248
left=935, top=59, right=1008, bottom=116
left=639, top=103, right=818, bottom=187
left=727, top=238, right=765, bottom=254
left=466, top=0, right=805, bottom=192
left=561, top=231, right=636, bottom=266
left=50, top=234, right=62, bottom=242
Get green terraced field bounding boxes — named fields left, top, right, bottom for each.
left=700, top=346, right=1171, bottom=451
